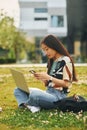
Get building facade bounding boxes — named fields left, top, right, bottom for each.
left=18, top=0, right=87, bottom=62
left=18, top=0, right=67, bottom=37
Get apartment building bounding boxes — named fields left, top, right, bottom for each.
left=18, top=0, right=67, bottom=37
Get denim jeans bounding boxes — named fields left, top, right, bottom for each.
left=14, top=87, right=67, bottom=109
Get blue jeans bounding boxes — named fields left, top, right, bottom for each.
left=14, top=87, right=67, bottom=109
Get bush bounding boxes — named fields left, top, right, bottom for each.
left=0, top=58, right=16, bottom=64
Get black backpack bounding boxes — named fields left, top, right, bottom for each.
left=54, top=95, right=87, bottom=113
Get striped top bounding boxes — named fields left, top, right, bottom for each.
left=48, top=56, right=72, bottom=93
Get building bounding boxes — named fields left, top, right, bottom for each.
left=18, top=0, right=67, bottom=37
left=67, top=0, right=87, bottom=62
left=18, top=0, right=87, bottom=62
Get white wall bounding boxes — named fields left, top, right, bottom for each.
left=19, top=0, right=67, bottom=37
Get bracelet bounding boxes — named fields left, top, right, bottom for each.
left=48, top=76, right=55, bottom=87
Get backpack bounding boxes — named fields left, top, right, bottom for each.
left=54, top=95, right=87, bottom=113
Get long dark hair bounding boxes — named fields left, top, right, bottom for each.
left=40, top=34, right=78, bottom=82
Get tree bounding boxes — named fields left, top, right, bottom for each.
left=0, top=11, right=33, bottom=62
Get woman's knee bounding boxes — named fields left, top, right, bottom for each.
left=14, top=88, right=21, bottom=96
left=29, top=91, right=42, bottom=102
left=30, top=91, right=38, bottom=98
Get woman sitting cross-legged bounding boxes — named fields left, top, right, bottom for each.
left=14, top=34, right=77, bottom=113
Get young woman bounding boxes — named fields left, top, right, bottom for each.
left=14, top=34, right=77, bottom=113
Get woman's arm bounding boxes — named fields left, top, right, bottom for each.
left=48, top=76, right=71, bottom=88
left=34, top=72, right=70, bottom=88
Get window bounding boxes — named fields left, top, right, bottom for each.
left=34, top=18, right=47, bottom=21
left=34, top=8, right=48, bottom=13
left=51, top=15, right=64, bottom=27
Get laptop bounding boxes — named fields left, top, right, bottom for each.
left=10, top=68, right=29, bottom=93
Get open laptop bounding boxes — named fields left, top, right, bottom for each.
left=10, top=68, right=29, bottom=93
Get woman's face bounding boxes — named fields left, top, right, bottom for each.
left=41, top=44, right=59, bottom=60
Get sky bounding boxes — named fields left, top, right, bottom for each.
left=0, top=0, right=20, bottom=27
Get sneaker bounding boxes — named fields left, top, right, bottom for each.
left=26, top=105, right=40, bottom=113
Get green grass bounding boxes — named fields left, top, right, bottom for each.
left=0, top=66, right=87, bottom=130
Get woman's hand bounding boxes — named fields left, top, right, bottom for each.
left=34, top=72, right=50, bottom=82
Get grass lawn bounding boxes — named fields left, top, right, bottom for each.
left=0, top=65, right=87, bottom=130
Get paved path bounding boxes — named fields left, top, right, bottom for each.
left=0, top=63, right=47, bottom=68
left=0, top=63, right=87, bottom=68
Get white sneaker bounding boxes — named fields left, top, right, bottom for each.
left=26, top=105, right=40, bottom=113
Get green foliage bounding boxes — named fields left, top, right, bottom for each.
left=0, top=11, right=34, bottom=62
left=0, top=11, right=42, bottom=63
left=0, top=14, right=17, bottom=49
